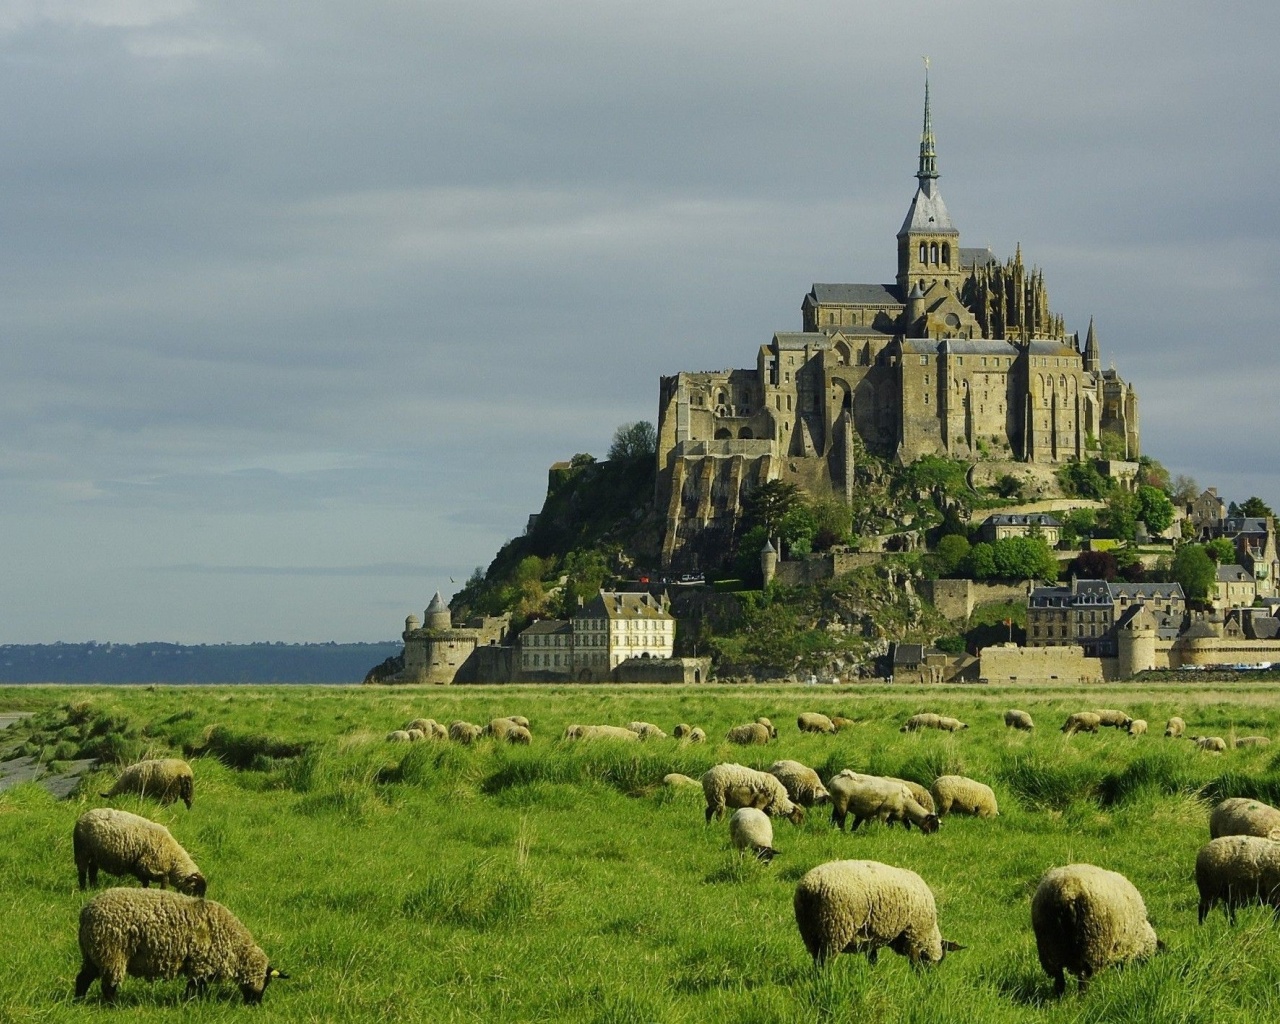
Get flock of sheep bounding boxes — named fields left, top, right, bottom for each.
left=70, top=757, right=285, bottom=1004
left=665, top=706, right=1280, bottom=992
left=64, top=701, right=1280, bottom=1004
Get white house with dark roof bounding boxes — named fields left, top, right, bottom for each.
left=979, top=512, right=1062, bottom=547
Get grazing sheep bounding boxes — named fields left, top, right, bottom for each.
left=483, top=717, right=519, bottom=741
left=405, top=728, right=426, bottom=742
left=1061, top=712, right=1101, bottom=736
left=688, top=727, right=707, bottom=743
left=673, top=723, right=693, bottom=739
left=700, top=763, right=804, bottom=825
left=884, top=777, right=936, bottom=814
left=726, top=722, right=771, bottom=745
left=1031, top=864, right=1159, bottom=993
left=1209, top=797, right=1280, bottom=841
left=828, top=772, right=939, bottom=833
left=626, top=721, right=668, bottom=740
left=1196, top=834, right=1280, bottom=923
left=900, top=713, right=941, bottom=732
left=729, top=807, right=777, bottom=861
left=448, top=721, right=483, bottom=745
left=504, top=716, right=530, bottom=729
left=102, top=759, right=194, bottom=810
left=757, top=717, right=778, bottom=739
left=831, top=716, right=856, bottom=731
left=386, top=730, right=412, bottom=743
left=75, top=888, right=284, bottom=1005
left=1164, top=716, right=1186, bottom=738
left=793, top=860, right=961, bottom=966
left=74, top=809, right=206, bottom=897
left=563, top=724, right=638, bottom=742
left=1192, top=735, right=1227, bottom=753
left=1094, top=709, right=1133, bottom=729
left=662, top=773, right=700, bottom=788
left=797, top=712, right=837, bottom=734
left=1127, top=719, right=1148, bottom=737
left=930, top=776, right=999, bottom=818
left=937, top=716, right=969, bottom=732
left=1004, top=709, right=1036, bottom=731
left=767, top=760, right=830, bottom=807
left=1236, top=736, right=1271, bottom=748
left=405, top=717, right=445, bottom=737
left=506, top=725, right=532, bottom=745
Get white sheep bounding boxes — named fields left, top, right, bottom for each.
left=74, top=808, right=206, bottom=897
left=566, top=724, right=640, bottom=742
left=504, top=715, right=531, bottom=729
left=1127, top=719, right=1148, bottom=737
left=75, top=888, right=285, bottom=1004
left=688, top=727, right=707, bottom=743
left=1031, top=863, right=1159, bottom=993
left=1164, top=716, right=1186, bottom=738
left=1196, top=834, right=1280, bottom=923
left=793, top=860, right=962, bottom=966
left=937, top=716, right=968, bottom=732
left=405, top=717, right=447, bottom=738
left=831, top=716, right=856, bottom=731
left=405, top=728, right=426, bottom=742
left=884, top=776, right=936, bottom=813
left=1192, top=736, right=1227, bottom=753
left=726, top=722, right=771, bottom=745
left=900, top=713, right=941, bottom=732
left=729, top=807, right=777, bottom=861
left=1094, top=708, right=1133, bottom=729
left=386, top=730, right=412, bottom=743
left=767, top=760, right=830, bottom=807
left=930, top=775, right=999, bottom=818
left=448, top=721, right=483, bottom=744
left=700, top=763, right=804, bottom=824
left=672, top=723, right=693, bottom=739
left=828, top=773, right=939, bottom=833
left=102, top=758, right=195, bottom=809
left=1004, top=709, right=1035, bottom=730
left=1235, top=736, right=1271, bottom=748
left=1061, top=712, right=1101, bottom=736
left=756, top=717, right=778, bottom=739
left=662, top=772, right=700, bottom=788
left=1208, top=797, right=1280, bottom=841
left=797, top=712, right=837, bottom=734
left=626, top=721, right=668, bottom=740
left=483, top=718, right=531, bottom=744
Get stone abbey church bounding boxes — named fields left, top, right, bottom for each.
left=656, top=76, right=1140, bottom=567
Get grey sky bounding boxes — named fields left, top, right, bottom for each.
left=2, top=1, right=1277, bottom=642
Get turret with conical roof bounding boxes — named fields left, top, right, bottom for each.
left=1083, top=317, right=1100, bottom=373
left=424, top=591, right=452, bottom=631
left=897, top=60, right=962, bottom=298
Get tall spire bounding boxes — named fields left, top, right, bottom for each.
left=1083, top=317, right=1100, bottom=373
left=917, top=57, right=938, bottom=193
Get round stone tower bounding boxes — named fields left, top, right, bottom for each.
left=760, top=538, right=778, bottom=586
left=1116, top=604, right=1157, bottom=679
left=424, top=591, right=451, bottom=631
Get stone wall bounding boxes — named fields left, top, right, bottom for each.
left=979, top=642, right=1104, bottom=685
left=919, top=579, right=1031, bottom=621
left=613, top=656, right=712, bottom=684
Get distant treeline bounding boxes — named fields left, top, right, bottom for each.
left=0, top=642, right=403, bottom=685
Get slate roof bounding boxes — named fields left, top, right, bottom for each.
left=1216, top=564, right=1254, bottom=584
left=960, top=246, right=998, bottom=269
left=898, top=185, right=957, bottom=235
left=1027, top=340, right=1082, bottom=358
left=807, top=283, right=904, bottom=306
left=580, top=591, right=673, bottom=622
left=520, top=619, right=571, bottom=636
left=894, top=643, right=925, bottom=666
left=898, top=337, right=1016, bottom=355
left=1107, top=582, right=1185, bottom=602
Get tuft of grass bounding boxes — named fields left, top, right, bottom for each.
left=401, top=858, right=551, bottom=930
left=998, top=752, right=1103, bottom=810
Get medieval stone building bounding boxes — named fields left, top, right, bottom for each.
left=656, top=74, right=1140, bottom=567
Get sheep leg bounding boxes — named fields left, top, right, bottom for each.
left=866, top=948, right=879, bottom=966
left=74, top=962, right=98, bottom=1000
left=850, top=815, right=866, bottom=831
left=1051, top=968, right=1065, bottom=996
left=1077, top=969, right=1092, bottom=994
left=87, top=861, right=98, bottom=888
left=830, top=808, right=846, bottom=830
left=1197, top=898, right=1211, bottom=925
left=100, top=979, right=118, bottom=1005
left=704, top=805, right=715, bottom=824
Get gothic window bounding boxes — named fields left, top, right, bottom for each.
left=942, top=243, right=950, bottom=265
left=930, top=243, right=938, bottom=264
left=919, top=243, right=926, bottom=263
left=786, top=395, right=792, bottom=411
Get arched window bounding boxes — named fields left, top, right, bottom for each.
left=786, top=395, right=792, bottom=411
left=714, top=428, right=731, bottom=439
left=738, top=427, right=753, bottom=439
left=919, top=243, right=927, bottom=263
left=930, top=243, right=939, bottom=264
left=942, top=243, right=950, bottom=266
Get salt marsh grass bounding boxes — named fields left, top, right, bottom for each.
left=4, top=682, right=1280, bottom=1020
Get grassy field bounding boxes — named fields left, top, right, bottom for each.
left=4, top=682, right=1280, bottom=1023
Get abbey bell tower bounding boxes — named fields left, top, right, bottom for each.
left=896, top=63, right=963, bottom=298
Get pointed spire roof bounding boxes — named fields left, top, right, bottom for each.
left=426, top=591, right=447, bottom=613
left=1083, top=317, right=1100, bottom=371
left=917, top=58, right=938, bottom=189
left=898, top=60, right=955, bottom=238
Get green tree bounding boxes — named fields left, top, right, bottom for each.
left=1136, top=456, right=1169, bottom=493
left=742, top=480, right=801, bottom=536
left=1100, top=428, right=1128, bottom=460
left=1240, top=496, right=1276, bottom=518
left=1171, top=474, right=1199, bottom=505
left=964, top=542, right=996, bottom=580
left=1057, top=460, right=1111, bottom=500
left=1137, top=485, right=1175, bottom=535
left=1205, top=538, right=1237, bottom=564
left=779, top=502, right=817, bottom=557
left=992, top=535, right=1059, bottom=581
left=935, top=534, right=971, bottom=576
left=1172, top=544, right=1216, bottom=602
left=1104, top=491, right=1139, bottom=541
left=809, top=496, right=853, bottom=550
left=1060, top=507, right=1098, bottom=548
left=732, top=525, right=770, bottom=586
left=607, top=421, right=657, bottom=461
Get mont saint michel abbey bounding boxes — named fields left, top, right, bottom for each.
left=656, top=75, right=1140, bottom=567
